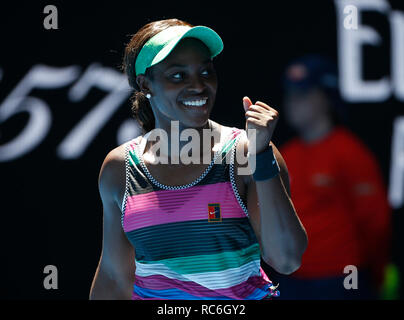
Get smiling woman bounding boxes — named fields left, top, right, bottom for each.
left=138, top=37, right=217, bottom=129
left=125, top=20, right=222, bottom=132
left=89, top=18, right=307, bottom=300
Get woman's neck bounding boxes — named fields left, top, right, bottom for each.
left=144, top=119, right=220, bottom=164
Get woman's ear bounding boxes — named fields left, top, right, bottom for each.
left=135, top=74, right=152, bottom=95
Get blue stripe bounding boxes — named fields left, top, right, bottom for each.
left=133, top=283, right=273, bottom=300
left=133, top=285, right=233, bottom=300
left=244, top=284, right=272, bottom=300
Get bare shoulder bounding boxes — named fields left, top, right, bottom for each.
left=232, top=130, right=249, bottom=181
left=98, top=142, right=130, bottom=208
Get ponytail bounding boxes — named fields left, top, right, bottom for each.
left=130, top=90, right=155, bottom=133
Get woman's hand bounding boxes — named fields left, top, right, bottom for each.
left=243, top=96, right=279, bottom=154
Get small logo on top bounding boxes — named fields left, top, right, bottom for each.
left=208, top=203, right=221, bottom=222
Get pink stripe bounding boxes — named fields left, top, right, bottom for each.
left=123, top=182, right=246, bottom=232
left=133, top=274, right=269, bottom=299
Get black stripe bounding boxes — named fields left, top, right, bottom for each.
left=125, top=218, right=259, bottom=262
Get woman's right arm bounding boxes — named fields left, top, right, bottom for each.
left=89, top=146, right=135, bottom=300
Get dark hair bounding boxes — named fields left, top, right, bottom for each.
left=121, top=19, right=193, bottom=133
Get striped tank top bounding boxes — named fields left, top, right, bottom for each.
left=121, top=126, right=280, bottom=300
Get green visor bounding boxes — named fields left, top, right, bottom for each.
left=135, top=25, right=224, bottom=76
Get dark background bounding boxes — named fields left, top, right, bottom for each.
left=0, top=0, right=403, bottom=299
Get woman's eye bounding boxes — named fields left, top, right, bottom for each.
left=171, top=72, right=183, bottom=80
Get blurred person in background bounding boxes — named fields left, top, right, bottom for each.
left=266, top=54, right=392, bottom=299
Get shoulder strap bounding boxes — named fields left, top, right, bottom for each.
left=218, top=127, right=244, bottom=161
left=126, top=135, right=143, bottom=167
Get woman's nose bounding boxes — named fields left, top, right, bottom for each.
left=187, top=75, right=205, bottom=93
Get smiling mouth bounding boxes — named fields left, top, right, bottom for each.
left=181, top=98, right=208, bottom=107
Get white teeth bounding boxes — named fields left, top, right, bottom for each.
left=182, top=99, right=207, bottom=107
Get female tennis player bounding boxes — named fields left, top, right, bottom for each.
left=89, top=18, right=307, bottom=300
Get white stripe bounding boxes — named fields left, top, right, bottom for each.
left=135, top=259, right=261, bottom=290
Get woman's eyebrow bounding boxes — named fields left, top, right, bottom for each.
left=165, top=63, right=187, bottom=69
left=165, top=59, right=213, bottom=70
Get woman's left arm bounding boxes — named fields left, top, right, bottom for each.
left=240, top=97, right=308, bottom=275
